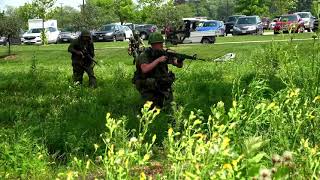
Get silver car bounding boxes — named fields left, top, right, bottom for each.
left=233, top=16, right=264, bottom=35
left=295, top=12, right=316, bottom=32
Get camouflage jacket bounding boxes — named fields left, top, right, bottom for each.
left=68, top=38, right=95, bottom=64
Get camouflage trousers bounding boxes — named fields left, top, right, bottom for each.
left=72, top=63, right=97, bottom=88
left=135, top=78, right=173, bottom=109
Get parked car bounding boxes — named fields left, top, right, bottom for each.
left=269, top=17, right=280, bottom=30
left=122, top=25, right=133, bottom=39
left=92, top=24, right=126, bottom=42
left=196, top=20, right=225, bottom=36
left=294, top=12, right=316, bottom=32
left=58, top=31, right=78, bottom=43
left=134, top=24, right=157, bottom=40
left=274, top=14, right=305, bottom=34
left=21, top=27, right=59, bottom=44
left=262, top=17, right=271, bottom=30
left=225, top=15, right=245, bottom=35
left=233, top=16, right=264, bottom=35
left=0, top=37, right=8, bottom=46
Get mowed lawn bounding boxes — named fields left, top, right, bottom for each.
left=0, top=32, right=319, bottom=178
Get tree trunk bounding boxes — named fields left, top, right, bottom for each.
left=42, top=19, right=45, bottom=45
left=8, top=34, right=11, bottom=56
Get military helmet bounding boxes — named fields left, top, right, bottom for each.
left=148, top=32, right=164, bottom=44
left=80, top=30, right=91, bottom=37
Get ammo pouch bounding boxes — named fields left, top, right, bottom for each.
left=133, top=71, right=175, bottom=92
left=157, top=71, right=175, bottom=90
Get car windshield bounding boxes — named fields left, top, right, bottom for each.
left=200, top=21, right=218, bottom=27
left=280, top=16, right=297, bottom=22
left=27, top=28, right=43, bottom=33
left=101, top=25, right=114, bottom=31
left=227, top=17, right=236, bottom=22
left=297, top=13, right=309, bottom=18
left=236, top=17, right=257, bottom=25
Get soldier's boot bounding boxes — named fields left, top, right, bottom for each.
left=85, top=66, right=97, bottom=88
left=89, top=76, right=97, bottom=88
left=73, top=73, right=83, bottom=86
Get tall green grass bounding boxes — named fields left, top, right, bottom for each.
left=0, top=34, right=320, bottom=179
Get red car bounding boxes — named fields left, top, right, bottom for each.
left=274, top=14, right=305, bottom=34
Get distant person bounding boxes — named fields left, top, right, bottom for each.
left=128, top=30, right=145, bottom=65
left=132, top=32, right=183, bottom=109
left=68, top=30, right=97, bottom=88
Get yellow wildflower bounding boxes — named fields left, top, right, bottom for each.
left=94, top=144, right=99, bottom=151
left=232, top=155, right=243, bottom=167
left=301, top=139, right=309, bottom=149
left=168, top=128, right=173, bottom=137
left=223, top=163, right=232, bottom=170
left=267, top=102, right=276, bottom=110
left=193, top=133, right=204, bottom=139
left=140, top=172, right=146, bottom=180
left=289, top=88, right=300, bottom=98
left=313, top=96, right=320, bottom=103
left=232, top=101, right=237, bottom=108
left=143, top=154, right=150, bottom=161
left=86, top=160, right=90, bottom=169
left=144, top=101, right=153, bottom=109
left=221, top=137, right=230, bottom=149
left=310, top=148, right=317, bottom=155
left=67, top=171, right=74, bottom=180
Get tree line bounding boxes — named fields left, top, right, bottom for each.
left=1, top=0, right=319, bottom=33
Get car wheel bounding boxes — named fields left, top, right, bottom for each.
left=201, top=38, right=210, bottom=44
left=140, top=33, right=147, bottom=40
left=274, top=30, right=279, bottom=35
left=298, top=26, right=305, bottom=33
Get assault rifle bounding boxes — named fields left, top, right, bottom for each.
left=82, top=48, right=99, bottom=66
left=157, top=49, right=235, bottom=63
left=158, top=49, right=205, bottom=63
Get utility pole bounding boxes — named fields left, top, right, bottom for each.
left=82, top=0, right=85, bottom=15
left=60, top=3, right=63, bottom=29
left=226, top=0, right=229, bottom=17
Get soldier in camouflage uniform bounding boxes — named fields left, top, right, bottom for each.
left=68, top=30, right=97, bottom=88
left=132, top=32, right=183, bottom=108
left=128, top=30, right=145, bottom=64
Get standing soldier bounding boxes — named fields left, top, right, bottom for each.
left=68, top=30, right=97, bottom=88
left=132, top=32, right=183, bottom=109
left=128, top=30, right=145, bottom=64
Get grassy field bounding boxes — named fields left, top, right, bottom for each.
left=1, top=33, right=320, bottom=179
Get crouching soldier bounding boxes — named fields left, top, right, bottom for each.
left=68, top=30, right=97, bottom=88
left=132, top=32, right=183, bottom=109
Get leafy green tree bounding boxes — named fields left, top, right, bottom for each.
left=235, top=0, right=271, bottom=16
left=296, top=0, right=313, bottom=12
left=149, top=2, right=194, bottom=28
left=91, top=0, right=136, bottom=24
left=0, top=15, right=22, bottom=55
left=7, top=3, right=38, bottom=30
left=47, top=6, right=80, bottom=31
left=270, top=0, right=297, bottom=16
left=136, top=0, right=163, bottom=23
left=312, top=0, right=320, bottom=18
left=32, top=0, right=57, bottom=44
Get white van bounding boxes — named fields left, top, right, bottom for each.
left=21, top=19, right=60, bottom=44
